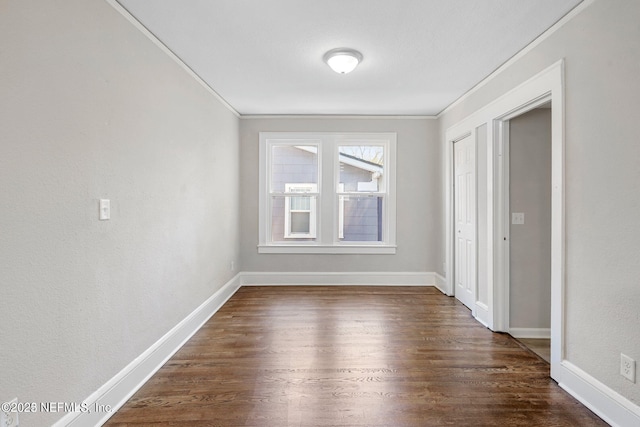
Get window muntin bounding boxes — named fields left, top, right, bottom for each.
left=259, top=133, right=396, bottom=254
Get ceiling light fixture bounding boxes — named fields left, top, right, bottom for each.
left=323, top=48, right=363, bottom=74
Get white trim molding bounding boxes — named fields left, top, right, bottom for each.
left=240, top=271, right=438, bottom=287
left=241, top=115, right=437, bottom=120
left=434, top=273, right=447, bottom=294
left=257, top=245, right=397, bottom=255
left=53, top=274, right=242, bottom=427
left=509, top=328, right=551, bottom=339
left=444, top=60, right=565, bottom=380
left=559, top=361, right=640, bottom=427
left=437, top=0, right=594, bottom=118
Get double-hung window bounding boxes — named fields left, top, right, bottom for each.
left=284, top=183, right=317, bottom=239
left=259, top=132, right=396, bottom=254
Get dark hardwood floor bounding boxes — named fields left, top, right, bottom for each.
left=105, top=286, right=606, bottom=426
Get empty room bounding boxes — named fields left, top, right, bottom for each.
left=1, top=0, right=639, bottom=426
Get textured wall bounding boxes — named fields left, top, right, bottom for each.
left=0, top=0, right=240, bottom=425
left=439, top=0, right=640, bottom=405
left=240, top=117, right=439, bottom=273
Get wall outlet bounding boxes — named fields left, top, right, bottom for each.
left=621, top=353, right=636, bottom=382
left=1, top=398, right=19, bottom=427
left=230, top=261, right=235, bottom=271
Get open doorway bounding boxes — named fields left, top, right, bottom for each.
left=506, top=104, right=552, bottom=362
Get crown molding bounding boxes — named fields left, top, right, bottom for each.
left=240, top=114, right=436, bottom=120
left=437, top=0, right=595, bottom=118
left=105, top=0, right=240, bottom=118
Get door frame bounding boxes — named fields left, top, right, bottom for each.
left=444, top=60, right=564, bottom=380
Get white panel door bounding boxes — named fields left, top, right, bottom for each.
left=454, top=135, right=476, bottom=310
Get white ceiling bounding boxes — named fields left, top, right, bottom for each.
left=117, top=0, right=582, bottom=116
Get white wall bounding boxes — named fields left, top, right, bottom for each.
left=0, top=0, right=240, bottom=425
left=439, top=0, right=640, bottom=405
left=509, top=108, right=552, bottom=329
left=240, top=117, right=440, bottom=273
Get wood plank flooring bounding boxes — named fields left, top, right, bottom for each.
left=517, top=338, right=551, bottom=363
left=105, top=286, right=606, bottom=426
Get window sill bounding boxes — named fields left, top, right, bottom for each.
left=257, top=245, right=397, bottom=254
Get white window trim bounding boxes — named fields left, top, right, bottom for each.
left=258, top=132, right=397, bottom=254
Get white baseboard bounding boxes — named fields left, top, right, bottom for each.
left=509, top=327, right=551, bottom=339
left=474, top=302, right=491, bottom=329
left=240, top=271, right=436, bottom=286
left=434, top=273, right=446, bottom=294
left=559, top=361, right=640, bottom=427
left=53, top=273, right=242, bottom=427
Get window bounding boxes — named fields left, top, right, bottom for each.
left=284, top=183, right=317, bottom=238
left=259, top=133, right=396, bottom=254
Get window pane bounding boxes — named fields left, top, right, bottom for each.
left=271, top=145, right=318, bottom=192
left=290, top=212, right=310, bottom=233
left=290, top=196, right=310, bottom=211
left=339, top=195, right=383, bottom=242
left=271, top=195, right=317, bottom=242
left=338, top=145, right=384, bottom=193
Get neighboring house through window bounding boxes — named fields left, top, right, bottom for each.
left=259, top=132, right=396, bottom=254
left=284, top=183, right=317, bottom=238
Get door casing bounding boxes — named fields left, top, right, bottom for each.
left=444, top=60, right=564, bottom=380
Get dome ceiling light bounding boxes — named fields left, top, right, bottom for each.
left=323, top=48, right=363, bottom=74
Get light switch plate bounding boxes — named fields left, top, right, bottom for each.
left=512, top=212, right=525, bottom=224
left=99, top=199, right=110, bottom=221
